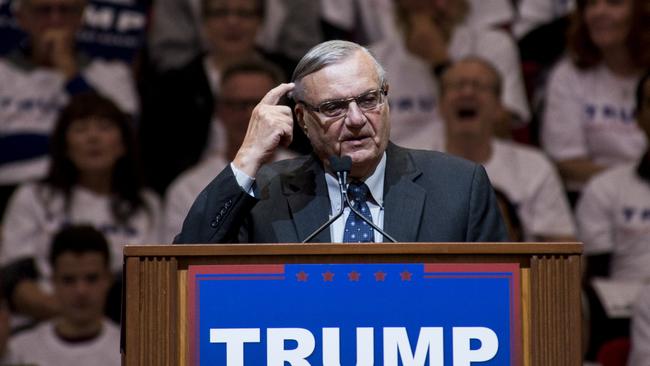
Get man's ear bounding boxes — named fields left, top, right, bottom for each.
left=294, top=105, right=308, bottom=136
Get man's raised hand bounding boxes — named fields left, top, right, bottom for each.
left=233, top=83, right=295, bottom=177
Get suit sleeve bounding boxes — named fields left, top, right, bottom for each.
left=467, top=165, right=509, bottom=242
left=173, top=165, right=258, bottom=244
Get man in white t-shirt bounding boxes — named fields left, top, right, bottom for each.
left=164, top=59, right=294, bottom=242
left=5, top=225, right=119, bottom=365
left=436, top=57, right=575, bottom=241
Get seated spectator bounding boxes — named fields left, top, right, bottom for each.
left=5, top=225, right=119, bottom=365
left=577, top=70, right=650, bottom=282
left=140, top=0, right=299, bottom=195
left=576, top=70, right=650, bottom=360
left=541, top=0, right=649, bottom=194
left=628, top=285, right=650, bottom=366
left=163, top=59, right=294, bottom=242
left=433, top=57, right=575, bottom=241
left=0, top=0, right=138, bottom=213
left=0, top=92, right=161, bottom=321
left=369, top=0, right=530, bottom=149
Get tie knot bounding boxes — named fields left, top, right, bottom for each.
left=347, top=182, right=370, bottom=202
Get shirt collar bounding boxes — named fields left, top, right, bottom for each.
left=363, top=153, right=386, bottom=207
left=325, top=152, right=386, bottom=212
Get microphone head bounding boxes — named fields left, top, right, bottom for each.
left=329, top=155, right=352, bottom=173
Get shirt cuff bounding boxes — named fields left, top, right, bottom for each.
left=230, top=162, right=255, bottom=196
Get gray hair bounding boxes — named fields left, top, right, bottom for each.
left=290, top=40, right=386, bottom=101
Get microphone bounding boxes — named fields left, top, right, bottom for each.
left=302, top=156, right=351, bottom=243
left=303, top=156, right=397, bottom=243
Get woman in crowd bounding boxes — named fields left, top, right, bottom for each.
left=541, top=0, right=650, bottom=195
left=0, top=92, right=162, bottom=321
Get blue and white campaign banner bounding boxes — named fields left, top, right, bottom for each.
left=188, top=263, right=521, bottom=366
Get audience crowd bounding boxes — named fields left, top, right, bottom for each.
left=0, top=0, right=648, bottom=364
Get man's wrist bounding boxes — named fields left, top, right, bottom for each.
left=230, top=162, right=256, bottom=196
left=233, top=148, right=264, bottom=177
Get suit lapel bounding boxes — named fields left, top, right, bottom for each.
left=276, top=156, right=332, bottom=243
left=383, top=144, right=425, bottom=242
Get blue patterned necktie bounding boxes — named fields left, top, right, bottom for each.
left=343, top=182, right=375, bottom=243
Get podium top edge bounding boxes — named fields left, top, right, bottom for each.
left=123, top=242, right=583, bottom=257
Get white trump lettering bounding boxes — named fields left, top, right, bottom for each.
left=267, top=328, right=315, bottom=366
left=322, top=327, right=374, bottom=366
left=383, top=327, right=443, bottom=366
left=453, top=327, right=499, bottom=365
left=208, top=326, right=499, bottom=365
left=210, top=328, right=260, bottom=366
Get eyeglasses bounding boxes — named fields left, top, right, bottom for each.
left=443, top=79, right=498, bottom=94
left=298, top=87, right=388, bottom=119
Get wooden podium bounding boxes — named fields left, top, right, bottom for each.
left=122, top=242, right=582, bottom=365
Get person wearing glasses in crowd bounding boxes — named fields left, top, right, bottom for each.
left=174, top=40, right=506, bottom=244
left=0, top=0, right=138, bottom=214
left=431, top=57, right=576, bottom=242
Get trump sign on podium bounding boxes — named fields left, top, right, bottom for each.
left=188, top=262, right=521, bottom=365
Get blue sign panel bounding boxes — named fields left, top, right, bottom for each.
left=188, top=263, right=520, bottom=365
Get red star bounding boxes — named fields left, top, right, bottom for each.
left=296, top=271, right=308, bottom=282
left=322, top=271, right=335, bottom=282
left=348, top=271, right=361, bottom=281
left=400, top=270, right=412, bottom=281
left=374, top=271, right=386, bottom=281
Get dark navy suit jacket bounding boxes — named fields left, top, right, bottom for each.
left=174, top=143, right=507, bottom=243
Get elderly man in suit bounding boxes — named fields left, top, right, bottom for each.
left=175, top=40, right=506, bottom=244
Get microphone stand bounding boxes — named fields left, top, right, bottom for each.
left=302, top=156, right=350, bottom=243
left=343, top=185, right=397, bottom=243
left=302, top=156, right=397, bottom=243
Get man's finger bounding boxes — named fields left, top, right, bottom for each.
left=259, top=83, right=295, bottom=105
